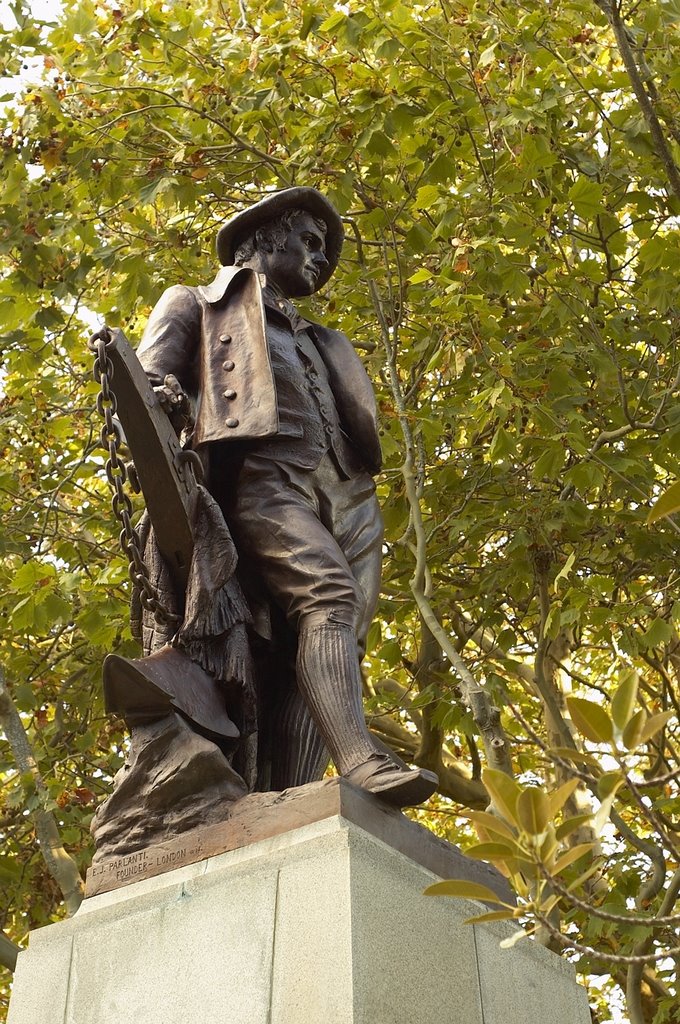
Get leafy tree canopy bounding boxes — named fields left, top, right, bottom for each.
left=1, top=0, right=679, bottom=1021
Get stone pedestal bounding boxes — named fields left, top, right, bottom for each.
left=8, top=783, right=591, bottom=1024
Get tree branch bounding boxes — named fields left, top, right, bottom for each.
left=627, top=866, right=680, bottom=1024
left=347, top=216, right=513, bottom=782
left=0, top=666, right=84, bottom=916
left=369, top=709, right=488, bottom=807
left=597, top=0, right=680, bottom=200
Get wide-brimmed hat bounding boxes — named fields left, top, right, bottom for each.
left=216, top=186, right=343, bottom=290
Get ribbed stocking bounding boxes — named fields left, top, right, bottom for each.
left=270, top=689, right=330, bottom=788
left=296, top=622, right=377, bottom=776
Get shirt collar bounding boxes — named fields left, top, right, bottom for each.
left=262, top=280, right=311, bottom=334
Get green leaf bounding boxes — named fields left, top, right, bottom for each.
left=482, top=769, right=522, bottom=825
left=611, top=669, right=639, bottom=731
left=552, top=843, right=595, bottom=875
left=300, top=7, right=321, bottom=39
left=640, top=617, right=673, bottom=650
left=548, top=779, right=580, bottom=817
left=533, top=443, right=566, bottom=482
left=500, top=929, right=531, bottom=949
left=622, top=709, right=647, bottom=750
left=478, top=42, right=498, bottom=67
left=517, top=787, right=550, bottom=835
left=408, top=268, right=433, bottom=284
left=594, top=790, right=621, bottom=834
left=318, top=9, right=346, bottom=31
left=568, top=178, right=605, bottom=218
left=553, top=551, right=575, bottom=593
left=424, top=880, right=508, bottom=904
left=11, top=561, right=57, bottom=593
left=596, top=772, right=625, bottom=800
left=566, top=697, right=614, bottom=744
left=637, top=710, right=675, bottom=746
left=567, top=859, right=606, bottom=894
left=463, top=909, right=516, bottom=924
left=365, top=130, right=396, bottom=158
left=563, top=461, right=604, bottom=493
left=539, top=826, right=558, bottom=863
left=555, top=814, right=594, bottom=842
left=467, top=810, right=517, bottom=843
left=378, top=639, right=402, bottom=667
left=414, top=185, right=440, bottom=210
left=488, top=426, right=515, bottom=461
left=647, top=479, right=680, bottom=523
left=465, top=841, right=520, bottom=861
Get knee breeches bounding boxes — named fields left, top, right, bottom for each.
left=223, top=453, right=383, bottom=647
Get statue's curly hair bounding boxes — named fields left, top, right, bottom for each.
left=233, top=207, right=327, bottom=265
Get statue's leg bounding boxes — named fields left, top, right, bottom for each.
left=226, top=456, right=438, bottom=807
left=294, top=617, right=437, bottom=805
left=295, top=616, right=378, bottom=773
left=256, top=624, right=330, bottom=788
left=270, top=687, right=329, bottom=788
left=270, top=457, right=381, bottom=788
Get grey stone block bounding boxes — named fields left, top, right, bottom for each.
left=474, top=920, right=591, bottom=1024
left=7, top=928, right=73, bottom=1024
left=348, top=828, right=484, bottom=1024
left=8, top=811, right=591, bottom=1024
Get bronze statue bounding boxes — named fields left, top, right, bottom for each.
left=93, top=189, right=437, bottom=854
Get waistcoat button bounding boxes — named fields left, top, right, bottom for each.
left=223, top=389, right=237, bottom=400
left=225, top=417, right=239, bottom=428
left=219, top=333, right=232, bottom=343
left=222, top=360, right=235, bottom=371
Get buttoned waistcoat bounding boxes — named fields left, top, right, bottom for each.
left=136, top=266, right=382, bottom=476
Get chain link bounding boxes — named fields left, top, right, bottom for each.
left=88, top=327, right=180, bottom=626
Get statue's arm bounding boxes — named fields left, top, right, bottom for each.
left=311, top=323, right=382, bottom=475
left=136, top=285, right=201, bottom=394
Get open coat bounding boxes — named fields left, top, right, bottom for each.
left=136, top=266, right=382, bottom=476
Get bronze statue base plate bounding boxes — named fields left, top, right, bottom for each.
left=85, top=776, right=513, bottom=902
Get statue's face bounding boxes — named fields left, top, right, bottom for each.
left=262, top=211, right=329, bottom=297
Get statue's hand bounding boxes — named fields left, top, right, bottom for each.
left=154, top=374, right=188, bottom=415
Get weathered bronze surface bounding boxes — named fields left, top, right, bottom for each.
left=90, top=712, right=247, bottom=864
left=92, top=187, right=438, bottom=857
left=103, top=646, right=239, bottom=742
left=101, top=328, right=196, bottom=588
left=86, top=777, right=512, bottom=903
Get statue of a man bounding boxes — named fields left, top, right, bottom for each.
left=136, top=187, right=437, bottom=807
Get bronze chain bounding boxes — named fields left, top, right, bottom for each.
left=88, top=327, right=180, bottom=626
